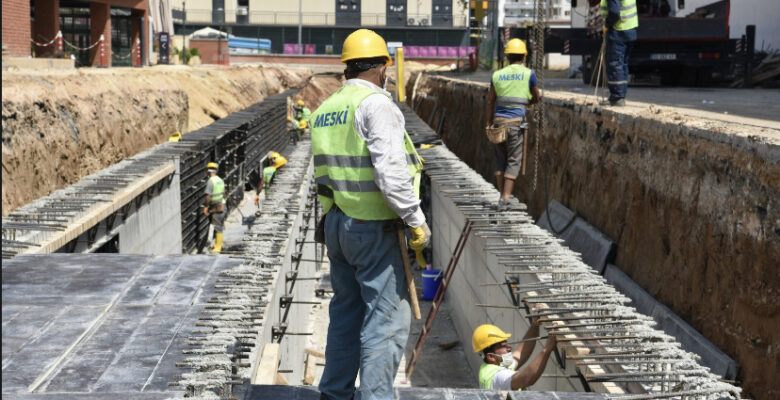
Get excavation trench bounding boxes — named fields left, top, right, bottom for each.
left=406, top=72, right=779, bottom=400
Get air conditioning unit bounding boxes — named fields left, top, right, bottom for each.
left=407, top=17, right=416, bottom=25
left=419, top=18, right=429, bottom=26
left=236, top=6, right=248, bottom=15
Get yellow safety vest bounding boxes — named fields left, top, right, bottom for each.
left=311, top=85, right=423, bottom=221
left=208, top=175, right=226, bottom=205
left=491, top=64, right=534, bottom=110
left=601, top=0, right=639, bottom=31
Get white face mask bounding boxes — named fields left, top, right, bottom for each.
left=491, top=352, right=515, bottom=368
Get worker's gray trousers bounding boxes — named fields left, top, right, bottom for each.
left=209, top=210, right=225, bottom=233
left=606, top=28, right=636, bottom=101
left=319, top=208, right=411, bottom=400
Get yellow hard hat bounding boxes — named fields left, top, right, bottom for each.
left=472, top=324, right=511, bottom=353
left=297, top=99, right=305, bottom=106
left=299, top=120, right=307, bottom=129
left=269, top=152, right=287, bottom=169
left=505, top=38, right=528, bottom=55
left=168, top=131, right=182, bottom=142
left=206, top=162, right=219, bottom=171
left=341, top=29, right=393, bottom=66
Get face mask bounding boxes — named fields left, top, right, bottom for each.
left=491, top=352, right=515, bottom=368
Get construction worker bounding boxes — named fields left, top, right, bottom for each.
left=287, top=116, right=299, bottom=145
left=485, top=38, right=540, bottom=211
left=293, top=99, right=311, bottom=124
left=472, top=323, right=558, bottom=390
left=203, top=162, right=226, bottom=254
left=313, top=28, right=429, bottom=400
left=254, top=151, right=287, bottom=206
left=601, top=0, right=638, bottom=106
left=168, top=131, right=182, bottom=142
left=297, top=119, right=308, bottom=139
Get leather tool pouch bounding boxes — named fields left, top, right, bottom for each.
left=486, top=117, right=525, bottom=144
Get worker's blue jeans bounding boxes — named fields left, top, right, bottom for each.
left=318, top=208, right=411, bottom=400
left=606, top=29, right=636, bottom=101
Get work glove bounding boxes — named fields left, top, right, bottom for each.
left=203, top=207, right=209, bottom=217
left=409, top=222, right=431, bottom=252
left=254, top=196, right=260, bottom=206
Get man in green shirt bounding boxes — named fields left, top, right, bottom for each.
left=254, top=151, right=287, bottom=206
left=203, top=162, right=226, bottom=254
left=472, top=323, right=557, bottom=390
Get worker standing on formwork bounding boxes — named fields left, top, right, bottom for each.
left=472, top=323, right=557, bottom=390
left=254, top=151, right=287, bottom=206
left=287, top=116, right=300, bottom=145
left=601, top=0, right=638, bottom=106
left=485, top=39, right=540, bottom=211
left=312, top=28, right=430, bottom=400
left=203, top=162, right=226, bottom=254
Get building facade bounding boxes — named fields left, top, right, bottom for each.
left=173, top=0, right=472, bottom=55
left=2, top=0, right=152, bottom=66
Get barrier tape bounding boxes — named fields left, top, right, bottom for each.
left=31, top=32, right=61, bottom=47
left=63, top=37, right=101, bottom=51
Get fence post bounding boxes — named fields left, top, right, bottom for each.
left=57, top=31, right=63, bottom=52
left=135, top=38, right=141, bottom=67
left=99, top=34, right=105, bottom=67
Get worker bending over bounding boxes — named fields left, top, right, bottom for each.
left=254, top=151, right=287, bottom=206
left=313, top=29, right=430, bottom=400
left=293, top=99, right=312, bottom=124
left=485, top=38, right=539, bottom=211
left=601, top=0, right=638, bottom=106
left=203, top=162, right=226, bottom=254
left=473, top=323, right=557, bottom=390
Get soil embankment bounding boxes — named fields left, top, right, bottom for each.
left=408, top=73, right=780, bottom=400
left=2, top=65, right=311, bottom=214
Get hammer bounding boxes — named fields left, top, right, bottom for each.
left=397, top=226, right=422, bottom=320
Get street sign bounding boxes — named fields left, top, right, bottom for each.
left=158, top=32, right=170, bottom=64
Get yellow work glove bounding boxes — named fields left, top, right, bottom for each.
left=409, top=222, right=431, bottom=252
left=203, top=207, right=209, bottom=217
left=420, top=143, right=436, bottom=149
left=602, top=26, right=608, bottom=35
left=415, top=250, right=427, bottom=268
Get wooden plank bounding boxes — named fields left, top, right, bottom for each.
left=304, top=347, right=325, bottom=359
left=303, top=353, right=318, bottom=385
left=29, top=162, right=176, bottom=254
left=252, top=343, right=280, bottom=384
left=274, top=372, right=289, bottom=385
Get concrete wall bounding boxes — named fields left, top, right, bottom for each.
left=427, top=158, right=583, bottom=391
left=119, top=169, right=182, bottom=254
left=408, top=73, right=780, bottom=400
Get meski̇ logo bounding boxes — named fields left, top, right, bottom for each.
left=313, top=106, right=350, bottom=128
left=497, top=72, right=526, bottom=81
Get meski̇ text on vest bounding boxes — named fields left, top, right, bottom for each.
left=313, top=106, right=350, bottom=128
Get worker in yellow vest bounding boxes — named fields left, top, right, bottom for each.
left=312, top=28, right=430, bottom=400
left=254, top=151, right=287, bottom=206
left=485, top=38, right=540, bottom=211
left=601, top=0, right=639, bottom=106
left=473, top=323, right=557, bottom=390
left=203, top=162, right=226, bottom=254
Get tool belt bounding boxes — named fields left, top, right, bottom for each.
left=485, top=116, right=525, bottom=144
left=208, top=203, right=225, bottom=213
left=314, top=184, right=401, bottom=244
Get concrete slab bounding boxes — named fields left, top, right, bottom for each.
left=1, top=253, right=241, bottom=397
left=507, top=391, right=609, bottom=399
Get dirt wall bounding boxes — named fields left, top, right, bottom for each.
left=408, top=73, right=780, bottom=400
left=2, top=65, right=310, bottom=214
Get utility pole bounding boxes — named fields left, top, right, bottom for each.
left=182, top=0, right=187, bottom=65
left=298, top=0, right=303, bottom=55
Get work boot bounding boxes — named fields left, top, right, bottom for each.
left=211, top=233, right=223, bottom=254
left=497, top=199, right=510, bottom=212
left=600, top=98, right=626, bottom=107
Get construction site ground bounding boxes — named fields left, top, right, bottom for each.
left=444, top=72, right=780, bottom=127
left=2, top=63, right=778, bottom=400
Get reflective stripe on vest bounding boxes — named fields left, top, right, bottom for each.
left=263, top=166, right=276, bottom=189
left=209, top=175, right=226, bottom=205
left=311, top=84, right=423, bottom=221
left=492, top=64, right=533, bottom=110
left=600, top=0, right=638, bottom=31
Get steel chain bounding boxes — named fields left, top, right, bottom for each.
left=531, top=0, right=547, bottom=192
